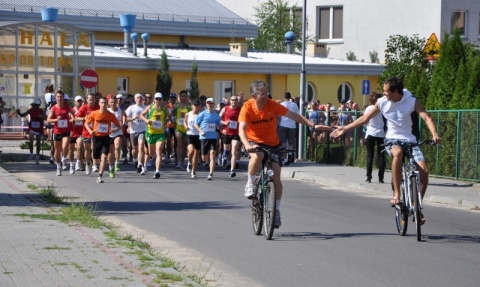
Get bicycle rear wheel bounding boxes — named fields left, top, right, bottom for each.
left=251, top=179, right=263, bottom=235
left=411, top=178, right=422, bottom=241
left=395, top=180, right=408, bottom=235
left=263, top=181, right=276, bottom=240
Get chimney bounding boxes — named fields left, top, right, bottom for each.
left=119, top=13, right=136, bottom=51
left=306, top=42, right=327, bottom=58
left=130, top=33, right=139, bottom=56
left=229, top=43, right=248, bottom=57
left=284, top=31, right=295, bottom=54
left=141, top=33, right=150, bottom=57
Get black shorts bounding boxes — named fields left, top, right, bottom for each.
left=250, top=141, right=283, bottom=167
left=187, top=135, right=201, bottom=150
left=201, top=138, right=217, bottom=156
left=110, top=135, right=122, bottom=145
left=222, top=134, right=240, bottom=145
left=92, top=136, right=111, bottom=159
left=70, top=136, right=80, bottom=144
left=53, top=132, right=70, bottom=141
left=82, top=137, right=92, bottom=144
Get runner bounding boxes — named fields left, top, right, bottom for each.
left=16, top=98, right=46, bottom=164
left=184, top=100, right=201, bottom=178
left=125, top=93, right=147, bottom=175
left=173, top=90, right=191, bottom=170
left=44, top=83, right=56, bottom=164
left=69, top=95, right=85, bottom=173
left=108, top=95, right=126, bottom=172
left=84, top=97, right=121, bottom=183
left=46, top=89, right=74, bottom=176
left=140, top=92, right=168, bottom=179
left=75, top=93, right=100, bottom=175
left=194, top=98, right=223, bottom=180
left=219, top=95, right=242, bottom=177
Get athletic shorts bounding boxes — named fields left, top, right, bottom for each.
left=278, top=126, right=296, bottom=146
left=146, top=133, right=166, bottom=144
left=92, top=136, right=111, bottom=159
left=222, top=134, right=240, bottom=145
left=384, top=139, right=426, bottom=163
left=249, top=141, right=283, bottom=167
left=53, top=132, right=70, bottom=141
left=187, top=135, right=201, bottom=150
left=130, top=131, right=146, bottom=146
left=82, top=137, right=92, bottom=144
left=109, top=135, right=122, bottom=145
left=70, top=136, right=80, bottom=144
left=201, top=138, right=217, bottom=156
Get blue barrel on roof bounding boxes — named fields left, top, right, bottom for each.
left=120, top=14, right=136, bottom=32
left=41, top=7, right=58, bottom=22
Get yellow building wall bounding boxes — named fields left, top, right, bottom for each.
left=97, top=69, right=378, bottom=107
left=286, top=74, right=379, bottom=108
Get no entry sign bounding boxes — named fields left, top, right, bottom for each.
left=80, top=69, right=98, bottom=88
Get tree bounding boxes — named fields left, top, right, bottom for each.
left=156, top=48, right=172, bottom=98
left=379, top=34, right=427, bottom=85
left=189, top=60, right=199, bottom=100
left=249, top=0, right=303, bottom=53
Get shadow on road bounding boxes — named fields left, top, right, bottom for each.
left=274, top=231, right=396, bottom=241
left=423, top=234, right=480, bottom=243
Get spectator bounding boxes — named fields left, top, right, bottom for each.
left=364, top=92, right=386, bottom=183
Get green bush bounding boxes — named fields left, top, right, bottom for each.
left=20, top=140, right=51, bottom=151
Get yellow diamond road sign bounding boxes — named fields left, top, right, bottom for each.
left=423, top=33, right=441, bottom=59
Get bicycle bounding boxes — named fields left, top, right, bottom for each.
left=250, top=146, right=288, bottom=240
left=382, top=139, right=436, bottom=241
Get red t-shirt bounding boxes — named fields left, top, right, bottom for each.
left=75, top=104, right=99, bottom=138
left=71, top=106, right=84, bottom=138
left=238, top=98, right=288, bottom=146
left=28, top=108, right=45, bottom=134
left=51, top=104, right=72, bottom=135
left=222, top=105, right=241, bottom=136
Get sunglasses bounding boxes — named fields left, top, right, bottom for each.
left=145, top=97, right=152, bottom=99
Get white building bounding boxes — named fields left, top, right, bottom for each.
left=216, top=0, right=480, bottom=62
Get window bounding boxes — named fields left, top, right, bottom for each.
left=286, top=7, right=303, bottom=29
left=451, top=11, right=467, bottom=37
left=307, top=82, right=315, bottom=103
left=317, top=6, right=343, bottom=41
left=337, top=82, right=352, bottom=103
left=214, top=80, right=234, bottom=101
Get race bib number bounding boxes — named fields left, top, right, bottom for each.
left=228, top=121, right=238, bottom=129
left=206, top=123, right=216, bottom=132
left=98, top=123, right=108, bottom=133
left=31, top=121, right=40, bottom=129
left=177, top=117, right=184, bottom=126
left=75, top=120, right=83, bottom=126
left=57, top=119, right=68, bottom=128
left=152, top=121, right=163, bottom=129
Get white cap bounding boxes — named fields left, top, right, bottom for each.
left=32, top=99, right=41, bottom=105
left=74, top=95, right=83, bottom=101
left=64, top=94, right=70, bottom=100
left=154, top=92, right=163, bottom=99
left=330, top=106, right=336, bottom=111
left=115, top=94, right=123, bottom=99
left=206, top=97, right=214, bottom=103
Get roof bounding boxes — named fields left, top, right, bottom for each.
left=94, top=46, right=385, bottom=76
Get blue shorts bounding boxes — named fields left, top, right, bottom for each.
left=384, top=139, right=426, bottom=162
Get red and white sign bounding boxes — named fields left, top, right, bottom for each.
left=80, top=69, right=98, bottom=89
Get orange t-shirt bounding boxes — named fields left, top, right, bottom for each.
left=85, top=109, right=120, bottom=137
left=238, top=98, right=288, bottom=146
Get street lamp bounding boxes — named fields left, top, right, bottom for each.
left=298, top=0, right=307, bottom=161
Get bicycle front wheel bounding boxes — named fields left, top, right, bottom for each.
left=263, top=181, right=276, bottom=240
left=411, top=179, right=422, bottom=241
left=251, top=179, right=263, bottom=235
left=395, top=180, right=408, bottom=236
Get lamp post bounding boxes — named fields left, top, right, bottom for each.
left=298, top=0, right=307, bottom=161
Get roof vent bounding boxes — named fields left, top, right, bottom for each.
left=306, top=42, right=327, bottom=58
left=41, top=7, right=58, bottom=22
left=230, top=43, right=248, bottom=57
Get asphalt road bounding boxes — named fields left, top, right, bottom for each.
left=5, top=161, right=480, bottom=287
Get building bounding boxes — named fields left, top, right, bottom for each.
left=0, top=0, right=383, bottom=130
left=217, top=0, right=480, bottom=62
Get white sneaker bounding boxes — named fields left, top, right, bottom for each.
left=75, top=161, right=81, bottom=171
left=140, top=168, right=146, bottom=175
left=92, top=165, right=99, bottom=172
left=186, top=163, right=191, bottom=173
left=56, top=169, right=62, bottom=176
left=154, top=171, right=161, bottom=179
left=96, top=176, right=104, bottom=183
left=244, top=182, right=255, bottom=198
left=207, top=173, right=213, bottom=180
left=86, top=164, right=92, bottom=175
left=191, top=171, right=196, bottom=178
left=69, top=165, right=75, bottom=175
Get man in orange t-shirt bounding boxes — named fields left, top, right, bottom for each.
left=85, top=97, right=120, bottom=183
left=239, top=80, right=327, bottom=229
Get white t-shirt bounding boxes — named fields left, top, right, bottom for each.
left=377, top=89, right=416, bottom=142
left=108, top=107, right=123, bottom=138
left=186, top=111, right=199, bottom=136
left=279, top=100, right=299, bottom=129
left=364, top=105, right=385, bottom=138
left=125, top=104, right=147, bottom=133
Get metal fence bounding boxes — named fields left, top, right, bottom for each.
left=306, top=110, right=480, bottom=182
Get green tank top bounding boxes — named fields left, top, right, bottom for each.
left=146, top=104, right=167, bottom=134
left=174, top=104, right=191, bottom=133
